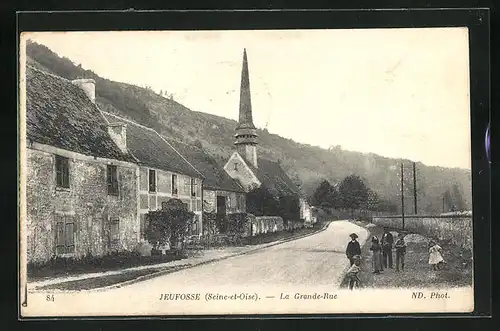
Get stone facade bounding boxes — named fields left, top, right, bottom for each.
left=26, top=144, right=139, bottom=263
left=138, top=167, right=203, bottom=238
left=203, top=189, right=246, bottom=215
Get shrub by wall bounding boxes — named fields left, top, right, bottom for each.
left=227, top=213, right=250, bottom=236
left=372, top=215, right=472, bottom=250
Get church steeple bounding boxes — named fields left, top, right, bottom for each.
left=235, top=48, right=258, bottom=168
left=237, top=48, right=256, bottom=130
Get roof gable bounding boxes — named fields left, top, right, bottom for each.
left=101, top=112, right=201, bottom=178
left=237, top=154, right=301, bottom=197
left=25, top=66, right=134, bottom=162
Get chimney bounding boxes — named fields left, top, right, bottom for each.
left=107, top=123, right=127, bottom=153
left=71, top=78, right=96, bottom=104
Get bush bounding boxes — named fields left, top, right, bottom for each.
left=227, top=213, right=249, bottom=236
left=145, top=199, right=195, bottom=250
left=202, top=212, right=219, bottom=236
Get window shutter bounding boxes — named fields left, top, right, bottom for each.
left=55, top=221, right=65, bottom=254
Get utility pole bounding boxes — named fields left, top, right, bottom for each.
left=442, top=195, right=445, bottom=213
left=413, top=162, right=417, bottom=215
left=401, top=162, right=405, bottom=230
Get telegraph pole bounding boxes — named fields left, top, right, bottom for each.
left=413, top=162, right=417, bottom=214
left=401, top=162, right=405, bottom=230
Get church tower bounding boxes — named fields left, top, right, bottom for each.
left=235, top=48, right=258, bottom=168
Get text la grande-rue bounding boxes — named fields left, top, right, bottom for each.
left=280, top=292, right=338, bottom=300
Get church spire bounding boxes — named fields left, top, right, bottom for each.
left=235, top=48, right=258, bottom=168
left=237, top=48, right=256, bottom=129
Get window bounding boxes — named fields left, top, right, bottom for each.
left=148, top=169, right=156, bottom=192
left=107, top=165, right=119, bottom=195
left=191, top=178, right=196, bottom=197
left=109, top=219, right=120, bottom=248
left=171, top=174, right=178, bottom=195
left=55, top=215, right=75, bottom=255
left=234, top=162, right=238, bottom=171
left=55, top=155, right=70, bottom=188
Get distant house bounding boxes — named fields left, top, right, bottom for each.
left=100, top=112, right=205, bottom=238
left=164, top=138, right=246, bottom=231
left=24, top=66, right=140, bottom=263
left=223, top=49, right=313, bottom=224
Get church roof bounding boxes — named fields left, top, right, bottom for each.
left=101, top=111, right=202, bottom=178
left=25, top=66, right=135, bottom=163
left=242, top=156, right=302, bottom=198
left=163, top=138, right=245, bottom=193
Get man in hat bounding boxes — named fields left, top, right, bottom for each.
left=381, top=228, right=394, bottom=269
left=394, top=233, right=407, bottom=271
left=346, top=233, right=362, bottom=266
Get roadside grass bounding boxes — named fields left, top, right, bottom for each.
left=340, top=224, right=473, bottom=289
left=35, top=265, right=187, bottom=291
left=28, top=251, right=187, bottom=282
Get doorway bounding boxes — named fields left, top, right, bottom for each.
left=216, top=196, right=228, bottom=233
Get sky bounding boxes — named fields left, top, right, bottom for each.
left=23, top=28, right=471, bottom=169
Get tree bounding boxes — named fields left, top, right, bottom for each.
left=338, top=174, right=369, bottom=214
left=452, top=184, right=466, bottom=211
left=365, top=189, right=380, bottom=211
left=246, top=186, right=279, bottom=216
left=311, top=180, right=337, bottom=209
left=193, top=139, right=203, bottom=149
left=443, top=189, right=454, bottom=212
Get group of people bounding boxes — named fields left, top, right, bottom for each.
left=344, top=228, right=446, bottom=290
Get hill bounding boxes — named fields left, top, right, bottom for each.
left=24, top=40, right=472, bottom=214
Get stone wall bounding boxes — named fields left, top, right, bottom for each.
left=26, top=148, right=139, bottom=263
left=372, top=215, right=472, bottom=250
left=251, top=216, right=284, bottom=236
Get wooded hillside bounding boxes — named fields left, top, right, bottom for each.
left=25, top=40, right=472, bottom=214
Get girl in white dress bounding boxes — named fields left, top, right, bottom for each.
left=428, top=240, right=445, bottom=270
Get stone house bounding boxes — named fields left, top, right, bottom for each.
left=165, top=137, right=246, bottom=233
left=100, top=112, right=205, bottom=238
left=24, top=66, right=140, bottom=263
left=223, top=49, right=313, bottom=224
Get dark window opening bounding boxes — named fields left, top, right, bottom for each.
left=55, top=155, right=70, bottom=188
left=148, top=169, right=156, bottom=192
left=234, top=162, right=238, bottom=171
left=107, top=165, right=119, bottom=195
left=172, top=174, right=178, bottom=195
left=191, top=178, right=196, bottom=197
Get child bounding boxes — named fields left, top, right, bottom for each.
left=428, top=240, right=445, bottom=270
left=346, top=255, right=362, bottom=290
left=394, top=233, right=407, bottom=272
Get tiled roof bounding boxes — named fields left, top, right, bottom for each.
left=165, top=138, right=245, bottom=193
left=101, top=111, right=202, bottom=178
left=25, top=66, right=135, bottom=162
left=243, top=156, right=301, bottom=198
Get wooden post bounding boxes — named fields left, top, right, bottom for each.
left=401, top=162, right=405, bottom=230
left=413, top=162, right=417, bottom=215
